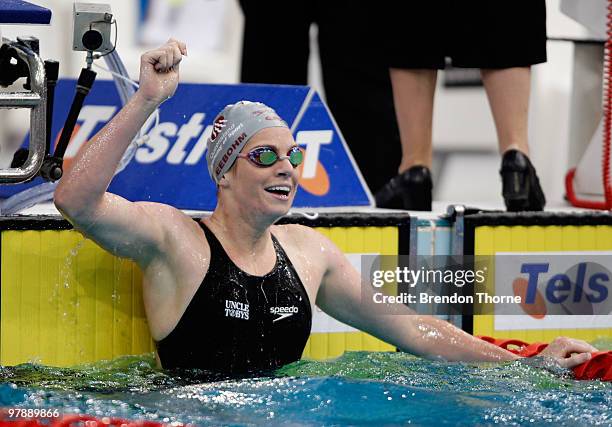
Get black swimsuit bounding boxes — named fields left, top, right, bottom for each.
left=155, top=221, right=312, bottom=375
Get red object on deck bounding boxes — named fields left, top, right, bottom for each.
left=478, top=335, right=612, bottom=381
left=572, top=351, right=612, bottom=381
left=564, top=0, right=612, bottom=210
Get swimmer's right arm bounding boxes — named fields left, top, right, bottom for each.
left=54, top=39, right=187, bottom=264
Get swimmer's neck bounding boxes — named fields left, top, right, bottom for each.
left=206, top=208, right=274, bottom=254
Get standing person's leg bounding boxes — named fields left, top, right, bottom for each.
left=481, top=66, right=545, bottom=211
left=373, top=68, right=437, bottom=211
left=390, top=69, right=438, bottom=171
left=453, top=0, right=546, bottom=211
left=480, top=67, right=530, bottom=156
left=373, top=2, right=447, bottom=211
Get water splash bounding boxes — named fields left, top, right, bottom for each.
left=0, top=350, right=610, bottom=426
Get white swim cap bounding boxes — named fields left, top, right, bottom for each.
left=206, top=101, right=289, bottom=184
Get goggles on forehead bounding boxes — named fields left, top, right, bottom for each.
left=237, top=146, right=304, bottom=168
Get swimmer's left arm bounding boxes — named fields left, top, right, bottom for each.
left=314, top=233, right=597, bottom=365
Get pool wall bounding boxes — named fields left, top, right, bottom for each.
left=0, top=213, right=409, bottom=366
left=1, top=210, right=611, bottom=367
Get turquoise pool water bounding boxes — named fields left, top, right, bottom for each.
left=1, top=347, right=611, bottom=426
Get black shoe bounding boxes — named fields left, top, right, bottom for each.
left=375, top=166, right=432, bottom=211
left=500, top=150, right=546, bottom=212
left=374, top=174, right=404, bottom=209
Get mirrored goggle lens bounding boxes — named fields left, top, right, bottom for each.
left=255, top=149, right=277, bottom=166
left=288, top=147, right=303, bottom=166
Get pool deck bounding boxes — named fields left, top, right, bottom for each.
left=5, top=200, right=600, bottom=219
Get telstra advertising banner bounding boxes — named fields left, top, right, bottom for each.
left=1, top=80, right=373, bottom=210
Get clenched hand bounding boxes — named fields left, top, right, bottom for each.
left=137, top=38, right=187, bottom=106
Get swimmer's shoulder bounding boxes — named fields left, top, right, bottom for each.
left=272, top=223, right=317, bottom=240
left=134, top=201, right=191, bottom=225
left=133, top=201, right=205, bottom=247
left=271, top=223, right=338, bottom=256
left=134, top=202, right=211, bottom=274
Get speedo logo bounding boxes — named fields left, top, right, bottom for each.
left=58, top=105, right=333, bottom=196
left=270, top=306, right=298, bottom=322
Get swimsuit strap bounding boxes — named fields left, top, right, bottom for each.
left=196, top=220, right=232, bottom=265
left=269, top=233, right=291, bottom=265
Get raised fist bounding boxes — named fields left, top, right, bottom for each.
left=136, top=38, right=187, bottom=106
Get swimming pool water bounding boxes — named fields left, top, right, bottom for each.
left=1, top=344, right=611, bottom=426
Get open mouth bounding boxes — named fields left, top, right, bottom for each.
left=265, top=185, right=291, bottom=199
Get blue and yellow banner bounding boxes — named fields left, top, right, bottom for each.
left=1, top=80, right=372, bottom=210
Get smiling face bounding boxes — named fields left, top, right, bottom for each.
left=220, top=127, right=301, bottom=221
